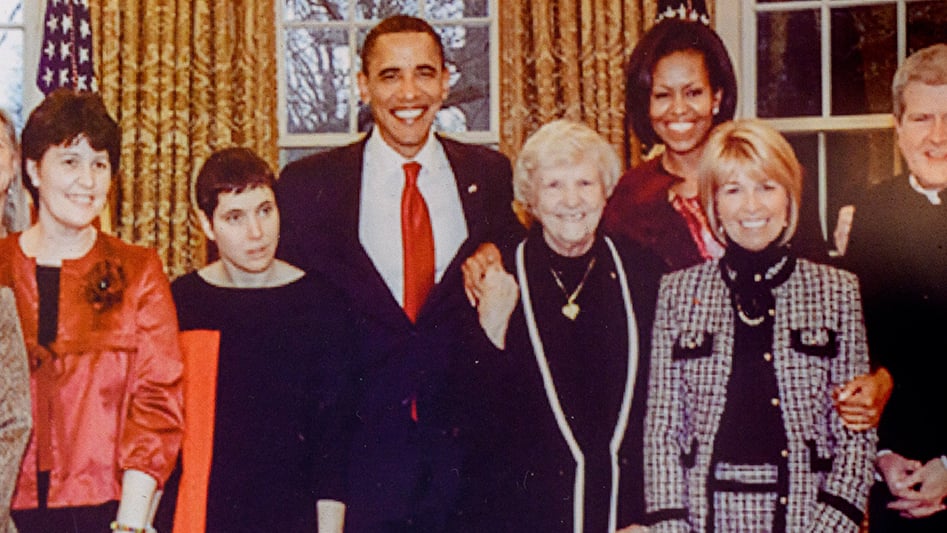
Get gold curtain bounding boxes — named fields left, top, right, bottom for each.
left=89, top=0, right=278, bottom=278
left=498, top=0, right=680, bottom=165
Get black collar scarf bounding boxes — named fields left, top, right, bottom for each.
left=719, top=240, right=796, bottom=326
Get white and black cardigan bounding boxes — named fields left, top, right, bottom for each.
left=644, top=258, right=876, bottom=533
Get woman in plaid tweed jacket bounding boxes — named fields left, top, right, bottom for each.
left=0, top=287, right=30, bottom=533
left=644, top=120, right=875, bottom=533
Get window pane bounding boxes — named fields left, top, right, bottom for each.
left=827, top=129, right=896, bottom=254
left=0, top=0, right=21, bottom=24
left=437, top=24, right=490, bottom=132
left=826, top=129, right=895, bottom=207
left=831, top=6, right=897, bottom=116
left=782, top=133, right=826, bottom=253
left=283, top=0, right=352, bottom=22
left=356, top=0, right=419, bottom=21
left=428, top=0, right=489, bottom=19
left=285, top=27, right=352, bottom=134
left=282, top=146, right=331, bottom=167
left=0, top=29, right=22, bottom=126
left=908, top=1, right=947, bottom=54
left=782, top=129, right=896, bottom=254
left=757, top=10, right=821, bottom=118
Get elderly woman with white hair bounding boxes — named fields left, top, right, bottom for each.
left=468, top=119, right=663, bottom=532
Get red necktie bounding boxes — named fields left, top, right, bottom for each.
left=401, top=161, right=434, bottom=323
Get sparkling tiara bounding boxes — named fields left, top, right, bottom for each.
left=656, top=2, right=711, bottom=26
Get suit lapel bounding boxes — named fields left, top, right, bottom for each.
left=308, top=140, right=413, bottom=329
left=323, top=243, right=408, bottom=328
left=321, top=135, right=489, bottom=326
left=415, top=136, right=486, bottom=317
left=441, top=135, right=487, bottom=242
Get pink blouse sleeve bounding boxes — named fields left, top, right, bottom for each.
left=118, top=250, right=184, bottom=486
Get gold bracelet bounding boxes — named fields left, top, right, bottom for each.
left=109, top=521, right=151, bottom=533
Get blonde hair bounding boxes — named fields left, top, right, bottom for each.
left=699, top=119, right=802, bottom=247
left=513, top=119, right=622, bottom=216
left=0, top=110, right=30, bottom=234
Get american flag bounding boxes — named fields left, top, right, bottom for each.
left=37, top=0, right=97, bottom=95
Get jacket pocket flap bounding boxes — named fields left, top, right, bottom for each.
left=790, top=328, right=837, bottom=358
left=672, top=331, right=714, bottom=360
left=805, top=439, right=834, bottom=472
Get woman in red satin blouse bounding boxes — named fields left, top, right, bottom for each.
left=1, top=89, right=183, bottom=533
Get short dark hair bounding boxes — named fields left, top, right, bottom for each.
left=624, top=18, right=737, bottom=153
left=360, top=15, right=445, bottom=74
left=195, top=147, right=275, bottom=220
left=21, top=89, right=121, bottom=204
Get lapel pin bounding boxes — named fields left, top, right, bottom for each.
left=467, top=184, right=478, bottom=194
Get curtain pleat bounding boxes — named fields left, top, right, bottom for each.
left=89, top=0, right=277, bottom=278
left=499, top=0, right=669, bottom=165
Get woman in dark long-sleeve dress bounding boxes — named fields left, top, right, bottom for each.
left=160, top=148, right=353, bottom=533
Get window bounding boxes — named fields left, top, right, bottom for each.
left=716, top=0, right=946, bottom=252
left=0, top=0, right=42, bottom=129
left=277, top=0, right=498, bottom=163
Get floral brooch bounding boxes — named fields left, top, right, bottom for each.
left=85, top=259, right=127, bottom=312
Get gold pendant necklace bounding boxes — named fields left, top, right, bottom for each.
left=550, top=257, right=596, bottom=321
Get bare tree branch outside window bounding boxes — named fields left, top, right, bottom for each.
left=282, top=0, right=492, bottom=139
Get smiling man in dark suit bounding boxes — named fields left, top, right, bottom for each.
left=276, top=14, right=521, bottom=533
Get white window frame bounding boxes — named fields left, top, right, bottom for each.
left=716, top=0, right=909, bottom=240
left=23, top=0, right=43, bottom=115
left=0, top=0, right=43, bottom=120
left=276, top=0, right=500, bottom=150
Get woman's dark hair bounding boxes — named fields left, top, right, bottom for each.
left=624, top=18, right=737, bottom=156
left=195, top=147, right=276, bottom=220
left=21, top=89, right=121, bottom=204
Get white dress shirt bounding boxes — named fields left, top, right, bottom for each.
left=359, top=128, right=469, bottom=306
